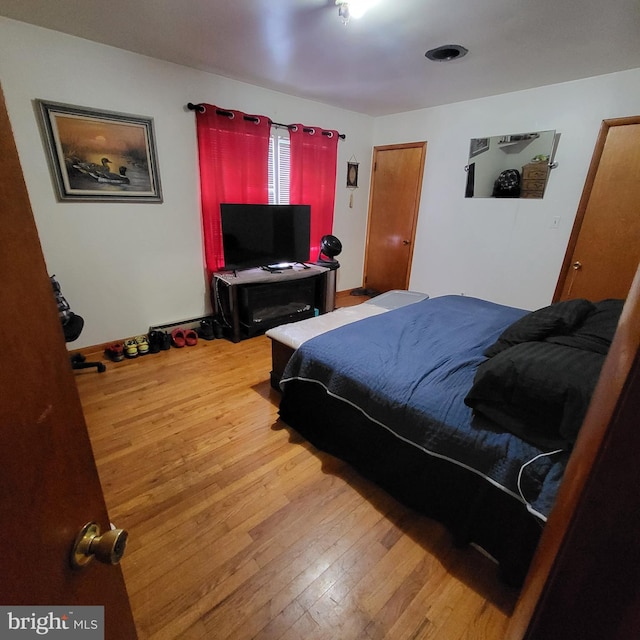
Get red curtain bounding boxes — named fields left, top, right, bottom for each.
left=289, top=125, right=339, bottom=262
left=195, top=105, right=271, bottom=274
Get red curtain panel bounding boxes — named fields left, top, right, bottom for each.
left=195, top=105, right=270, bottom=274
left=289, top=125, right=339, bottom=261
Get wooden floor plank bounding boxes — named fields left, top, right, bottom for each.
left=76, top=330, right=517, bottom=640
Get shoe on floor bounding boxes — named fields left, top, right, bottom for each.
left=147, top=330, right=162, bottom=353
left=160, top=331, right=172, bottom=350
left=171, top=328, right=186, bottom=348
left=104, top=342, right=124, bottom=362
left=197, top=318, right=215, bottom=341
left=135, top=335, right=150, bottom=355
left=185, top=329, right=198, bottom=346
left=124, top=339, right=138, bottom=358
left=150, top=330, right=172, bottom=351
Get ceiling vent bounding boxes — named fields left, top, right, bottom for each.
left=425, top=45, right=468, bottom=61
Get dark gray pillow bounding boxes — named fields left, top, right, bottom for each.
left=484, top=298, right=595, bottom=358
left=546, top=299, right=624, bottom=355
left=466, top=341, right=605, bottom=450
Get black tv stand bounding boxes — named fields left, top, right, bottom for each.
left=212, top=264, right=330, bottom=342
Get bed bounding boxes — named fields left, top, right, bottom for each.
left=277, top=294, right=623, bottom=585
left=266, top=290, right=429, bottom=389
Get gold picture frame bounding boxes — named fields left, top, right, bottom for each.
left=36, top=100, right=162, bottom=202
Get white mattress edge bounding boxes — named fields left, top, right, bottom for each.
left=266, top=304, right=388, bottom=350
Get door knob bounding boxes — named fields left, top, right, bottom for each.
left=402, top=240, right=410, bottom=245
left=572, top=261, right=582, bottom=270
left=71, top=522, right=128, bottom=569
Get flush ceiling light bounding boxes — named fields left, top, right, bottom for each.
left=425, top=44, right=469, bottom=61
left=335, top=0, right=380, bottom=24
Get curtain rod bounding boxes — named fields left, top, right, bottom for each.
left=187, top=102, right=346, bottom=139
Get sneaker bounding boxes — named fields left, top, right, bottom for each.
left=104, top=342, right=124, bottom=362
left=124, top=339, right=138, bottom=358
left=136, top=335, right=149, bottom=355
left=198, top=318, right=215, bottom=341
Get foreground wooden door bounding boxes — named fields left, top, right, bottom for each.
left=555, top=117, right=640, bottom=301
left=0, top=87, right=137, bottom=637
left=507, top=264, right=640, bottom=640
left=363, top=142, right=426, bottom=293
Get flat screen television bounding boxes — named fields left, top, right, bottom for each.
left=220, top=203, right=311, bottom=271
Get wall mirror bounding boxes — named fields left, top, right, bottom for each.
left=465, top=130, right=558, bottom=199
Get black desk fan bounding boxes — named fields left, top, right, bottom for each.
left=315, top=235, right=342, bottom=311
left=316, top=234, right=342, bottom=267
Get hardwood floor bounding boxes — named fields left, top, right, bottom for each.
left=76, top=329, right=518, bottom=639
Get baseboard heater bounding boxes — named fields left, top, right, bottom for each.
left=148, top=315, right=213, bottom=335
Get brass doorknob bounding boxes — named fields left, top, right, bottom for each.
left=71, top=522, right=128, bottom=569
left=403, top=240, right=410, bottom=245
left=572, top=261, right=582, bottom=270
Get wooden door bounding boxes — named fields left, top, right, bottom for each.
left=363, top=142, right=426, bottom=293
left=555, top=117, right=640, bottom=301
left=0, top=87, right=137, bottom=637
left=507, top=264, right=640, bottom=640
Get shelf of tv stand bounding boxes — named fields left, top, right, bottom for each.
left=212, top=264, right=330, bottom=342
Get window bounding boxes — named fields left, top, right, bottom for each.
left=268, top=128, right=290, bottom=204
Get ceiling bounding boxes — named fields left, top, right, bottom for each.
left=1, top=0, right=639, bottom=116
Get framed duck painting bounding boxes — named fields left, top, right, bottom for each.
left=36, top=100, right=163, bottom=202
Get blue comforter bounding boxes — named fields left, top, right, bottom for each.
left=280, top=295, right=570, bottom=520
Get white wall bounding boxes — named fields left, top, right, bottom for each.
left=374, top=69, right=640, bottom=310
left=3, top=17, right=639, bottom=347
left=0, top=18, right=374, bottom=348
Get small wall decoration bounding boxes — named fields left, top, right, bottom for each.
left=36, top=100, right=163, bottom=202
left=346, top=160, right=359, bottom=188
left=469, top=137, right=490, bottom=158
